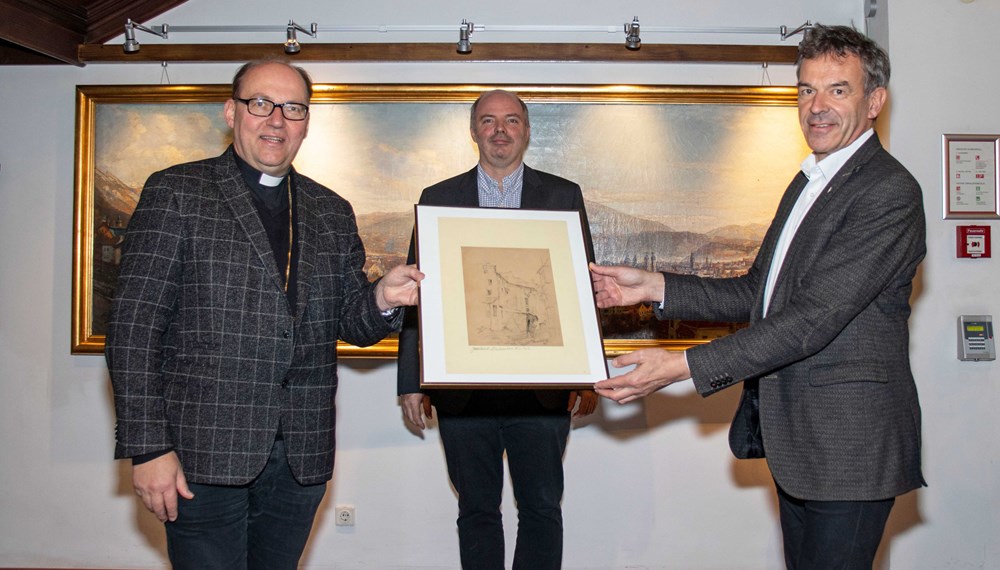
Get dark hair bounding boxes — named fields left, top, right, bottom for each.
left=796, top=24, right=890, bottom=95
left=231, top=60, right=313, bottom=100
left=469, top=90, right=530, bottom=129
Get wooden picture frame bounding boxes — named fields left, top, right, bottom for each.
left=415, top=205, right=608, bottom=387
left=73, top=83, right=807, bottom=356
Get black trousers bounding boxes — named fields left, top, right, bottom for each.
left=777, top=484, right=895, bottom=570
left=165, top=439, right=326, bottom=570
left=437, top=392, right=570, bottom=570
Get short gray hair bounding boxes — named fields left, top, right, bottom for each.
left=231, top=59, right=313, bottom=100
left=796, top=24, right=890, bottom=95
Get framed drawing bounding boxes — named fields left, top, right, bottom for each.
left=415, top=205, right=607, bottom=387
left=942, top=134, right=1000, bottom=219
left=73, top=83, right=808, bottom=356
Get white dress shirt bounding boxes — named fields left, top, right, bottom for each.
left=761, top=129, right=875, bottom=316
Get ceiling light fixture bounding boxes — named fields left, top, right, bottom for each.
left=624, top=17, right=641, bottom=50
left=119, top=17, right=817, bottom=55
left=457, top=20, right=474, bottom=54
left=123, top=19, right=168, bottom=53
left=779, top=21, right=813, bottom=41
left=284, top=21, right=318, bottom=54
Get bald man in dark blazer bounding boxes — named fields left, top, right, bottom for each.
left=397, top=90, right=596, bottom=570
left=590, top=26, right=925, bottom=569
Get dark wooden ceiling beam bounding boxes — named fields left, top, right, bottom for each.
left=0, top=40, right=64, bottom=65
left=78, top=42, right=799, bottom=65
left=0, top=0, right=85, bottom=65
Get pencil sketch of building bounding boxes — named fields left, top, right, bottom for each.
left=462, top=247, right=563, bottom=347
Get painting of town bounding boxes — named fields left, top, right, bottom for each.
left=74, top=84, right=810, bottom=354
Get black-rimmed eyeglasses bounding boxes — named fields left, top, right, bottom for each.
left=233, top=97, right=309, bottom=121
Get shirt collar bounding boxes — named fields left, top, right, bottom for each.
left=800, top=128, right=875, bottom=181
left=477, top=163, right=525, bottom=190
left=233, top=149, right=289, bottom=212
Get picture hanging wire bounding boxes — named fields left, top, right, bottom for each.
left=160, top=61, right=171, bottom=84
left=760, top=61, right=771, bottom=86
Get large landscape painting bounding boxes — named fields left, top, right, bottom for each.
left=74, top=84, right=809, bottom=355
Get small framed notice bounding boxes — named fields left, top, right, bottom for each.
left=943, top=134, right=1000, bottom=219
left=414, top=205, right=608, bottom=388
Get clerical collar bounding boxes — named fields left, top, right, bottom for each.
left=234, top=151, right=289, bottom=186
left=233, top=151, right=289, bottom=212
left=259, top=172, right=284, bottom=187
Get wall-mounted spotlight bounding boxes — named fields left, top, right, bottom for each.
left=457, top=19, right=474, bottom=54
left=123, top=19, right=168, bottom=53
left=284, top=21, right=318, bottom=54
left=624, top=17, right=641, bottom=50
left=779, top=21, right=813, bottom=41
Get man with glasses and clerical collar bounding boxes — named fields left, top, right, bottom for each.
left=106, top=60, right=422, bottom=570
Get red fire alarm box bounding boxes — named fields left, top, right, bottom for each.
left=957, top=225, right=991, bottom=258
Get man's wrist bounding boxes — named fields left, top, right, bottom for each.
left=374, top=279, right=394, bottom=313
left=132, top=448, right=172, bottom=466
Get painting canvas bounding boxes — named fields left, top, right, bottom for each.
left=73, top=84, right=809, bottom=355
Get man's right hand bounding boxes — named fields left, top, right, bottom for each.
left=589, top=263, right=665, bottom=308
left=401, top=393, right=433, bottom=430
left=132, top=451, right=194, bottom=522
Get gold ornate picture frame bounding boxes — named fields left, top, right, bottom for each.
left=73, top=83, right=807, bottom=356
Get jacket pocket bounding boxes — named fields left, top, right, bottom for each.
left=808, top=361, right=889, bottom=387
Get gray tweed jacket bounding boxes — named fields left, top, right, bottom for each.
left=106, top=147, right=397, bottom=486
left=659, top=134, right=926, bottom=501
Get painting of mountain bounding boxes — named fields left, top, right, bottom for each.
left=77, top=85, right=809, bottom=351
left=585, top=201, right=764, bottom=273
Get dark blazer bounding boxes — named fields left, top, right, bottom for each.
left=660, top=134, right=926, bottom=501
left=397, top=165, right=594, bottom=413
left=106, top=147, right=397, bottom=486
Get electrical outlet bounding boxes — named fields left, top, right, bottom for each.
left=335, top=505, right=355, bottom=526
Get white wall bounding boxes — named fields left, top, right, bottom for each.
left=884, top=0, right=1000, bottom=567
left=0, top=1, right=996, bottom=568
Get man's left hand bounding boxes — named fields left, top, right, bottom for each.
left=594, top=349, right=691, bottom=404
left=376, top=264, right=424, bottom=310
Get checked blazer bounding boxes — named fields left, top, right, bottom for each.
left=106, top=146, right=397, bottom=486
left=397, top=165, right=594, bottom=413
left=659, top=134, right=926, bottom=501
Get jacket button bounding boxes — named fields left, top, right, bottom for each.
left=282, top=330, right=291, bottom=338
left=281, top=379, right=289, bottom=389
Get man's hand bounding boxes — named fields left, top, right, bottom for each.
left=594, top=349, right=691, bottom=405
left=131, top=451, right=194, bottom=522
left=568, top=390, right=598, bottom=418
left=401, top=392, right=433, bottom=430
left=376, top=264, right=424, bottom=311
left=589, top=263, right=665, bottom=309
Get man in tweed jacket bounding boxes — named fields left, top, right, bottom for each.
left=106, top=60, right=421, bottom=569
left=590, top=26, right=925, bottom=569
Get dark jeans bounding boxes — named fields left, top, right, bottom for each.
left=438, top=400, right=571, bottom=570
left=777, top=485, right=895, bottom=570
left=165, top=439, right=327, bottom=570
